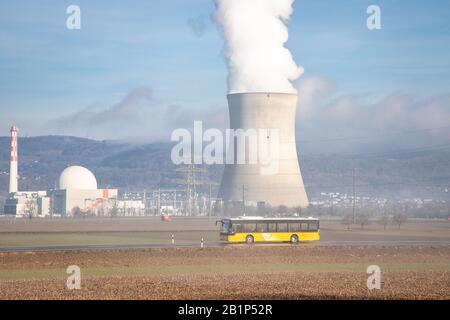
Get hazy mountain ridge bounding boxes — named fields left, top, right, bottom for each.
left=0, top=136, right=449, bottom=206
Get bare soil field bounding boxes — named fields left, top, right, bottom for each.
left=0, top=246, right=449, bottom=299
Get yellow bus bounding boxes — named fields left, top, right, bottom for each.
left=218, top=216, right=320, bottom=244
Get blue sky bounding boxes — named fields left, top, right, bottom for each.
left=0, top=0, right=449, bottom=150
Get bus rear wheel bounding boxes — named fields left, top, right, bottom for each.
left=245, top=235, right=254, bottom=244
left=290, top=234, right=299, bottom=244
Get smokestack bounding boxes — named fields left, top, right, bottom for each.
left=9, top=125, right=18, bottom=193
left=218, top=92, right=308, bottom=208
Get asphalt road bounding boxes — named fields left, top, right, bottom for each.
left=1, top=240, right=450, bottom=252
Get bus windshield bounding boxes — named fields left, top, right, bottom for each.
left=220, top=220, right=232, bottom=234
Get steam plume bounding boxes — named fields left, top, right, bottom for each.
left=214, top=0, right=303, bottom=94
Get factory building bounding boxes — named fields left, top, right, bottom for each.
left=1, top=125, right=49, bottom=217
left=52, top=165, right=118, bottom=216
left=117, top=199, right=146, bottom=216
left=4, top=164, right=118, bottom=217
left=2, top=125, right=118, bottom=217
left=3, top=191, right=50, bottom=218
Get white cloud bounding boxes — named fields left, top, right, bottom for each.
left=50, top=87, right=227, bottom=143
left=18, top=78, right=450, bottom=154
left=295, top=76, right=450, bottom=153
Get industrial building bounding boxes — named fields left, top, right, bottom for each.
left=3, top=126, right=50, bottom=217
left=3, top=191, right=50, bottom=217
left=218, top=93, right=309, bottom=208
left=4, top=164, right=118, bottom=217
left=52, top=165, right=118, bottom=216
left=3, top=125, right=119, bottom=217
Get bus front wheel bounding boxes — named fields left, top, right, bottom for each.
left=290, top=234, right=299, bottom=244
left=245, top=235, right=254, bottom=244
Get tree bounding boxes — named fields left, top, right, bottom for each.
left=264, top=204, right=275, bottom=216
left=109, top=201, right=118, bottom=219
left=277, top=205, right=288, bottom=216
left=245, top=205, right=257, bottom=215
left=257, top=204, right=276, bottom=217
left=393, top=213, right=408, bottom=229
left=257, top=203, right=267, bottom=216
left=71, top=206, right=83, bottom=217
left=341, top=215, right=353, bottom=230
left=378, top=215, right=391, bottom=231
left=212, top=200, right=224, bottom=217
left=292, top=206, right=303, bottom=217
left=24, top=199, right=38, bottom=219
left=355, top=213, right=371, bottom=230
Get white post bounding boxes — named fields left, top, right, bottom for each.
left=201, top=237, right=204, bottom=248
left=171, top=234, right=174, bottom=245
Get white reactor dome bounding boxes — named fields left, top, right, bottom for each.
left=58, top=165, right=98, bottom=190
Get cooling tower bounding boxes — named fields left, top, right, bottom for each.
left=218, top=92, right=308, bottom=208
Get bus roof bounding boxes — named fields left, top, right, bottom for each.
left=222, top=216, right=319, bottom=222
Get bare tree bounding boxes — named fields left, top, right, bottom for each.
left=71, top=206, right=83, bottom=217
left=293, top=206, right=303, bottom=217
left=356, top=213, right=371, bottom=230
left=378, top=215, right=391, bottom=231
left=24, top=199, right=38, bottom=219
left=263, top=204, right=274, bottom=216
left=341, top=215, right=353, bottom=230
left=245, top=205, right=257, bottom=215
left=109, top=201, right=118, bottom=219
left=212, top=200, right=223, bottom=217
left=277, top=205, right=288, bottom=216
left=393, top=213, right=408, bottom=229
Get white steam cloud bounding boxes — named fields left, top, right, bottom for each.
left=214, top=0, right=303, bottom=94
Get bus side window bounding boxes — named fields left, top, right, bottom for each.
left=268, top=223, right=277, bottom=232
left=244, top=223, right=256, bottom=233
left=308, top=223, right=318, bottom=231
left=277, top=223, right=288, bottom=232
left=289, top=223, right=300, bottom=232
left=233, top=224, right=243, bottom=233
left=301, top=223, right=308, bottom=231
left=257, top=223, right=268, bottom=232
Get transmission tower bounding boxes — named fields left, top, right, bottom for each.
left=176, top=154, right=206, bottom=216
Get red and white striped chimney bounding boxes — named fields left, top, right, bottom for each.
left=9, top=125, right=18, bottom=193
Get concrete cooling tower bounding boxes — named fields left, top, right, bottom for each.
left=218, top=92, right=308, bottom=208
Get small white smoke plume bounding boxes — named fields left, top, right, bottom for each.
left=214, top=0, right=303, bottom=94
